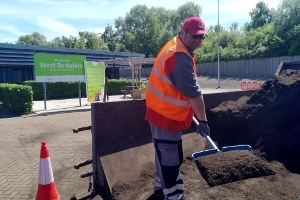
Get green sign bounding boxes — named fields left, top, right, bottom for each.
left=84, top=61, right=105, bottom=102
left=34, top=54, right=86, bottom=82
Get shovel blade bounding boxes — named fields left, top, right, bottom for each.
left=222, top=145, right=252, bottom=152
left=192, top=149, right=219, bottom=159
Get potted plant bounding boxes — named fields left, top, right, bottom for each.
left=132, top=81, right=147, bottom=99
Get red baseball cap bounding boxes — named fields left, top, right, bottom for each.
left=182, top=16, right=207, bottom=36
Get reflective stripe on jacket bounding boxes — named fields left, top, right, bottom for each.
left=146, top=36, right=196, bottom=121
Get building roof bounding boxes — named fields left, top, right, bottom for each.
left=0, top=43, right=145, bottom=67
left=104, top=57, right=155, bottom=68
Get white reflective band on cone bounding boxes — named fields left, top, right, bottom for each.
left=38, top=157, right=54, bottom=185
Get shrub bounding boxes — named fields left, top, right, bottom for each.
left=23, top=79, right=134, bottom=100
left=23, top=81, right=86, bottom=100
left=107, top=79, right=132, bottom=95
left=0, top=83, right=33, bottom=115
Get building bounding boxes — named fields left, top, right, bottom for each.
left=0, top=43, right=144, bottom=83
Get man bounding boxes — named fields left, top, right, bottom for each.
left=145, top=16, right=210, bottom=200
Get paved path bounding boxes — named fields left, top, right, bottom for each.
left=32, top=94, right=132, bottom=115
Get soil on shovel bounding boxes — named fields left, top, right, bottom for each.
left=111, top=69, right=300, bottom=200
left=194, top=150, right=275, bottom=186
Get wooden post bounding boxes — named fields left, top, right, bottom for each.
left=103, top=77, right=109, bottom=102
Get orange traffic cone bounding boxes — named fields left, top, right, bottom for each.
left=36, top=141, right=60, bottom=200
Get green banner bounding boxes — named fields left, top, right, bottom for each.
left=34, top=54, right=86, bottom=82
left=84, top=61, right=105, bottom=102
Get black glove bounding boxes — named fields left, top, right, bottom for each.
left=197, top=121, right=210, bottom=137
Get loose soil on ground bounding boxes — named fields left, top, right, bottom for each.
left=111, top=70, right=300, bottom=200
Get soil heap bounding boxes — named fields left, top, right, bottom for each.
left=209, top=69, right=300, bottom=173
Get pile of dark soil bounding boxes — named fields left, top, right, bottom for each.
left=209, top=69, right=300, bottom=173
left=194, top=150, right=275, bottom=186
left=111, top=70, right=300, bottom=200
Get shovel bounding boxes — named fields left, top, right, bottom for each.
left=191, top=116, right=252, bottom=159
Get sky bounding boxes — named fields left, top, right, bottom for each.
left=0, top=0, right=281, bottom=44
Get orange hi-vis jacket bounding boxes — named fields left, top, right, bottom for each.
left=146, top=36, right=197, bottom=122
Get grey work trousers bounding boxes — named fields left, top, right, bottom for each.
left=150, top=123, right=184, bottom=200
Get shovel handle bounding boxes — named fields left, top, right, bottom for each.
left=192, top=116, right=200, bottom=126
left=192, top=116, right=219, bottom=151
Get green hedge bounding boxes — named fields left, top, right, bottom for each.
left=0, top=83, right=33, bottom=115
left=23, top=81, right=86, bottom=100
left=23, top=79, right=133, bottom=100
left=107, top=79, right=132, bottom=95
left=0, top=79, right=141, bottom=115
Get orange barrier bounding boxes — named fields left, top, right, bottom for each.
left=35, top=141, right=60, bottom=200
left=241, top=81, right=262, bottom=90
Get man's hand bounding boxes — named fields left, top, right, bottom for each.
left=197, top=121, right=210, bottom=137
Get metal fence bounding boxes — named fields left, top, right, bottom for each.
left=119, top=55, right=300, bottom=78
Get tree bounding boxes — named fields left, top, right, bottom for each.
left=114, top=5, right=147, bottom=53
left=48, top=37, right=65, bottom=47
left=148, top=7, right=174, bottom=55
left=195, top=26, right=242, bottom=63
left=274, top=0, right=300, bottom=55
left=287, top=24, right=300, bottom=55
left=170, top=2, right=202, bottom=35
left=101, top=24, right=118, bottom=51
left=78, top=31, right=108, bottom=50
left=245, top=1, right=274, bottom=31
left=195, top=28, right=218, bottom=63
left=14, top=2, right=300, bottom=61
left=61, top=35, right=78, bottom=49
left=229, top=22, right=239, bottom=31
left=16, top=32, right=47, bottom=46
left=218, top=27, right=234, bottom=48
left=114, top=2, right=202, bottom=55
left=115, top=5, right=164, bottom=55
left=237, top=24, right=284, bottom=58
